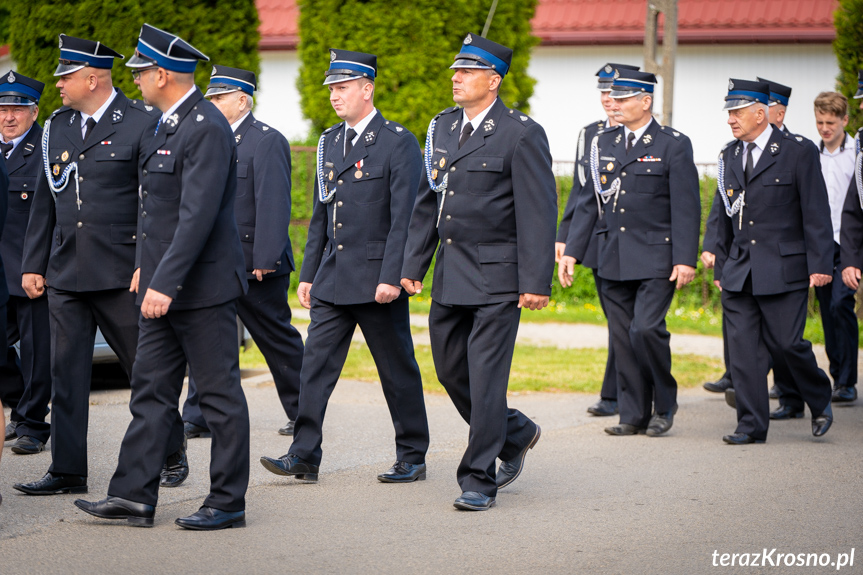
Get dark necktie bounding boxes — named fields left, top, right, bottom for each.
left=83, top=117, right=97, bottom=142
left=626, top=131, right=636, bottom=152
left=0, top=141, right=12, bottom=158
left=344, top=128, right=357, bottom=158
left=744, top=142, right=757, bottom=183
left=459, top=122, right=474, bottom=149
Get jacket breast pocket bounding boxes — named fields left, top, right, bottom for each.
left=633, top=162, right=665, bottom=194
left=761, top=172, right=794, bottom=206
left=94, top=145, right=134, bottom=187
left=466, top=156, right=504, bottom=195
left=779, top=240, right=808, bottom=284
left=353, top=165, right=385, bottom=204
left=8, top=176, right=36, bottom=211
left=146, top=157, right=178, bottom=200
left=478, top=243, right=519, bottom=295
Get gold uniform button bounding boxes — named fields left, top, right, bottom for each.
left=337, top=179, right=344, bottom=185
left=619, top=208, right=625, bottom=213
left=142, top=233, right=147, bottom=239
left=620, top=227, right=626, bottom=232
left=449, top=167, right=456, bottom=172
left=337, top=245, right=344, bottom=251
left=337, top=223, right=342, bottom=229
left=621, top=171, right=627, bottom=177
left=446, top=239, right=452, bottom=245
left=448, top=191, right=454, bottom=196
left=78, top=176, right=84, bottom=182
left=132, top=235, right=136, bottom=240
left=337, top=201, right=343, bottom=207
left=751, top=239, right=756, bottom=245
left=78, top=154, right=85, bottom=160
left=749, top=221, right=754, bottom=226
left=445, top=215, right=451, bottom=221
left=621, top=190, right=626, bottom=195
left=77, top=222, right=83, bottom=228
left=177, top=286, right=183, bottom=291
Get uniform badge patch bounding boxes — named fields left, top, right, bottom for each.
left=112, top=109, right=123, bottom=122
left=235, top=134, right=242, bottom=144
left=364, top=131, right=374, bottom=142
left=642, top=134, right=652, bottom=144
left=20, top=192, right=28, bottom=200
left=600, top=175, right=607, bottom=184
left=396, top=126, right=403, bottom=132
left=451, top=120, right=459, bottom=132
left=734, top=146, right=740, bottom=157
left=262, top=126, right=269, bottom=131
left=614, top=133, right=622, bottom=145
left=520, top=115, right=527, bottom=121
left=606, top=162, right=614, bottom=171
left=770, top=142, right=779, bottom=153
left=727, top=189, right=734, bottom=197
left=432, top=168, right=438, bottom=180
left=439, top=157, right=446, bottom=168
left=328, top=170, right=334, bottom=181
left=196, top=114, right=204, bottom=122
left=483, top=119, right=494, bottom=132
left=795, top=136, right=802, bottom=142
left=53, top=164, right=60, bottom=176
left=166, top=113, right=179, bottom=127
left=61, top=151, right=69, bottom=162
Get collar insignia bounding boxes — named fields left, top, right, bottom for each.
left=770, top=142, right=779, bottom=153
left=614, top=133, right=622, bottom=144
left=365, top=131, right=375, bottom=142
left=642, top=134, right=652, bottom=144
left=483, top=118, right=495, bottom=132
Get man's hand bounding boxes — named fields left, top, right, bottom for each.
left=842, top=266, right=861, bottom=290
left=518, top=293, right=549, bottom=311
left=809, top=273, right=832, bottom=288
left=400, top=278, right=423, bottom=296
left=140, top=288, right=173, bottom=319
left=22, top=273, right=46, bottom=299
left=375, top=283, right=401, bottom=304
left=558, top=255, right=578, bottom=288
left=129, top=268, right=140, bottom=293
left=253, top=269, right=275, bottom=282
left=700, top=251, right=715, bottom=269
left=713, top=279, right=722, bottom=292
left=554, top=242, right=566, bottom=263
left=669, top=264, right=696, bottom=290
left=297, top=282, right=312, bottom=310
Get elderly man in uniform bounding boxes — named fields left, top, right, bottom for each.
left=0, top=71, right=52, bottom=456
left=401, top=35, right=555, bottom=511
left=561, top=68, right=701, bottom=438
left=75, top=24, right=250, bottom=530
left=260, top=49, right=429, bottom=485
left=711, top=79, right=834, bottom=444
left=0, top=129, right=9, bottom=503
left=557, top=63, right=639, bottom=418
left=176, top=66, right=303, bottom=438
left=13, top=35, right=187, bottom=496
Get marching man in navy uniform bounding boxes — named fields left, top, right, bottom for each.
left=14, top=35, right=188, bottom=496
left=0, top=71, right=52, bottom=455
left=758, top=77, right=793, bottom=136
left=560, top=68, right=701, bottom=438
left=556, top=63, right=639, bottom=419
left=76, top=24, right=249, bottom=530
left=711, top=79, right=834, bottom=444
left=177, top=66, right=303, bottom=438
left=401, top=35, right=556, bottom=511
left=260, top=49, right=430, bottom=485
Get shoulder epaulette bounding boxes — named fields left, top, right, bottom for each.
left=49, top=106, right=71, bottom=120
left=658, top=125, right=683, bottom=139
left=433, top=106, right=460, bottom=122
left=322, top=122, right=343, bottom=136
left=250, top=120, right=276, bottom=134
left=783, top=131, right=806, bottom=145
left=382, top=120, right=409, bottom=136
left=127, top=99, right=157, bottom=115
left=721, top=139, right=737, bottom=152
left=505, top=108, right=536, bottom=126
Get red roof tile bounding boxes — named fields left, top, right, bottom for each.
left=255, top=0, right=837, bottom=50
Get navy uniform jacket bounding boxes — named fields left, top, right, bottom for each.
left=564, top=119, right=700, bottom=281
left=0, top=154, right=8, bottom=306
left=2, top=124, right=42, bottom=297
left=301, top=111, right=420, bottom=305
left=712, top=126, right=833, bottom=294
left=557, top=118, right=605, bottom=269
left=137, top=89, right=246, bottom=310
left=839, top=129, right=863, bottom=271
left=402, top=98, right=557, bottom=304
left=22, top=91, right=157, bottom=291
left=233, top=113, right=294, bottom=278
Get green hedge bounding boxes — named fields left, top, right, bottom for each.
left=8, top=0, right=260, bottom=125
left=834, top=0, right=863, bottom=132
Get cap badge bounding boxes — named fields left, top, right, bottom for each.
left=330, top=51, right=337, bottom=62
left=770, top=142, right=779, bottom=153
left=728, top=80, right=734, bottom=90
left=58, top=36, right=63, bottom=49
left=465, top=34, right=473, bottom=45
left=7, top=71, right=14, bottom=83
left=604, top=65, right=612, bottom=74
left=613, top=69, right=620, bottom=79
left=212, top=66, right=217, bottom=75
left=642, top=134, right=652, bottom=144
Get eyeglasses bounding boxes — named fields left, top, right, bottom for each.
left=131, top=66, right=159, bottom=80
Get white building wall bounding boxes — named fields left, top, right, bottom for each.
left=528, top=44, right=840, bottom=169
left=254, top=50, right=310, bottom=142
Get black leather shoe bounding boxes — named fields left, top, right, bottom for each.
left=769, top=404, right=804, bottom=420
left=832, top=386, right=857, bottom=403
left=722, top=432, right=765, bottom=445
left=703, top=374, right=732, bottom=393
left=160, top=437, right=189, bottom=488
left=604, top=423, right=646, bottom=436
left=278, top=420, right=295, bottom=436
left=377, top=461, right=427, bottom=483
left=11, top=435, right=45, bottom=455
left=812, top=403, right=833, bottom=437
left=725, top=387, right=737, bottom=409
left=587, top=398, right=618, bottom=416
left=4, top=421, right=17, bottom=441
left=184, top=421, right=210, bottom=439
left=260, top=453, right=319, bottom=481
left=13, top=472, right=87, bottom=495
left=454, top=491, right=495, bottom=511
left=75, top=496, right=155, bottom=527
left=175, top=506, right=245, bottom=530
left=768, top=384, right=782, bottom=399
left=496, top=424, right=541, bottom=489
left=645, top=409, right=676, bottom=437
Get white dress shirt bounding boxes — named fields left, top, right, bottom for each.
left=820, top=133, right=856, bottom=244
left=80, top=89, right=118, bottom=138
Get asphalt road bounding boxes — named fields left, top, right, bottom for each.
left=0, top=330, right=860, bottom=574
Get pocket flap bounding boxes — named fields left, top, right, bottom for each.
left=366, top=241, right=386, bottom=260
left=632, top=163, right=665, bottom=176
left=148, top=157, right=175, bottom=173
left=647, top=230, right=672, bottom=245
left=478, top=243, right=518, bottom=263
left=466, top=157, right=504, bottom=172
left=238, top=224, right=255, bottom=243
left=95, top=145, right=133, bottom=161
left=779, top=240, right=806, bottom=256
left=763, top=172, right=792, bottom=186
left=237, top=162, right=249, bottom=178
left=110, top=224, right=137, bottom=244
left=359, top=165, right=384, bottom=180
left=8, top=175, right=36, bottom=192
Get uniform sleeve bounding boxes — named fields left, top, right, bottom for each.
left=702, top=186, right=722, bottom=254
left=563, top=167, right=599, bottom=262
left=668, top=135, right=701, bottom=268
left=402, top=151, right=441, bottom=283
left=147, top=121, right=234, bottom=299
left=379, top=133, right=422, bottom=287
left=21, top=163, right=55, bottom=277
left=512, top=123, right=557, bottom=295
left=299, top=172, right=328, bottom=284
left=557, top=126, right=587, bottom=243
left=840, top=174, right=863, bottom=271
left=796, top=141, right=834, bottom=276
left=709, top=192, right=730, bottom=282
left=252, top=132, right=292, bottom=272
